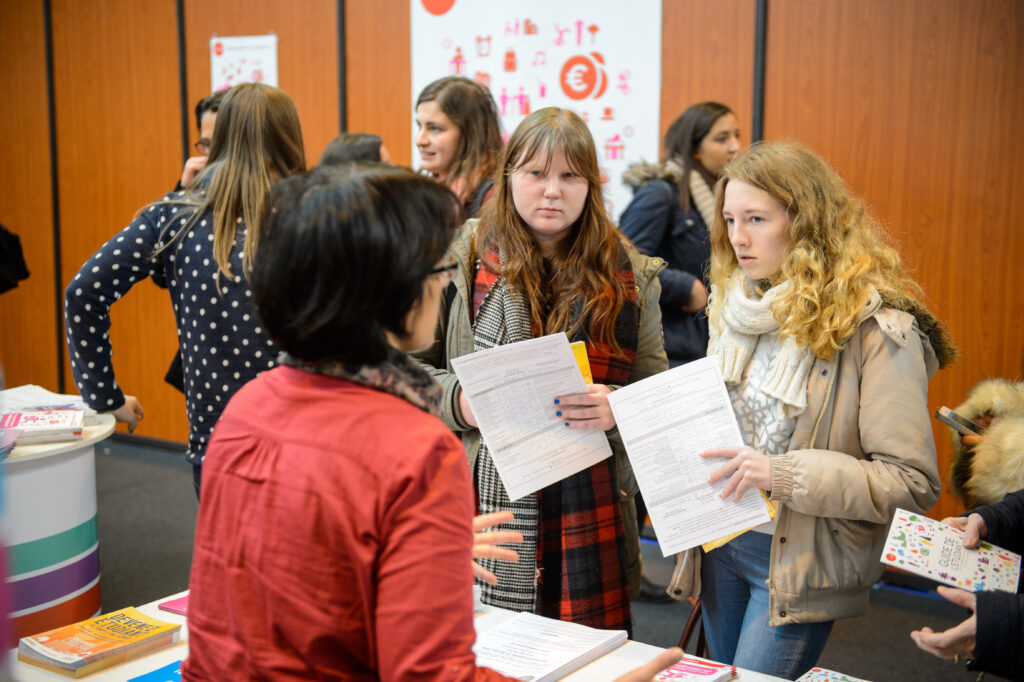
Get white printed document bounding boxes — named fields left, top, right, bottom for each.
left=607, top=357, right=771, bottom=555
left=451, top=333, right=613, bottom=501
left=473, top=611, right=627, bottom=681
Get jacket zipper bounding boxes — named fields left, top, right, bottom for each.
left=768, top=349, right=840, bottom=625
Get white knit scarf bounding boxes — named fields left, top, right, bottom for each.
left=664, top=159, right=717, bottom=232
left=709, top=272, right=814, bottom=417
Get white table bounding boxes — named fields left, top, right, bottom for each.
left=3, top=415, right=116, bottom=647
left=9, top=589, right=783, bottom=680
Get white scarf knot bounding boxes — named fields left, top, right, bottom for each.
left=710, top=272, right=814, bottom=417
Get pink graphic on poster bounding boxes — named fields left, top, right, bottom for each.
left=210, top=34, right=278, bottom=92
left=411, top=0, right=662, bottom=218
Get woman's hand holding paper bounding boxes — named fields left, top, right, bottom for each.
left=554, top=383, right=616, bottom=431
left=701, top=446, right=773, bottom=501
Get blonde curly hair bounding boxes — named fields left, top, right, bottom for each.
left=708, top=141, right=925, bottom=360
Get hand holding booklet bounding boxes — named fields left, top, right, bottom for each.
left=881, top=508, right=1021, bottom=592
left=451, top=333, right=612, bottom=501
left=607, top=357, right=771, bottom=555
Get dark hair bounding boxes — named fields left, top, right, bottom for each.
left=252, top=164, right=460, bottom=365
left=416, top=76, right=502, bottom=197
left=662, top=101, right=733, bottom=209
left=194, top=90, right=227, bottom=131
left=319, top=133, right=384, bottom=166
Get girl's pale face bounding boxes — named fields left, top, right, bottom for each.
left=723, top=180, right=791, bottom=281
left=695, top=113, right=741, bottom=176
left=414, top=101, right=460, bottom=181
left=510, top=147, right=589, bottom=257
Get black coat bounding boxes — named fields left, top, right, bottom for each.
left=969, top=489, right=1024, bottom=680
left=619, top=164, right=709, bottom=367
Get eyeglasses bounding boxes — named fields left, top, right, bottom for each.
left=193, top=139, right=211, bottom=154
left=429, top=261, right=458, bottom=286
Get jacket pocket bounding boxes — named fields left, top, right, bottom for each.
left=825, top=517, right=880, bottom=587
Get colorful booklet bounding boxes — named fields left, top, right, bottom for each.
left=796, top=668, right=871, bottom=682
left=0, top=408, right=84, bottom=444
left=654, top=654, right=736, bottom=680
left=18, top=607, right=182, bottom=678
left=881, top=508, right=1021, bottom=593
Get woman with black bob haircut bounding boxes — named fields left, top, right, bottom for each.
left=185, top=163, right=494, bottom=679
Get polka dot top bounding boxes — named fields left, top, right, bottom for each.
left=64, top=191, right=278, bottom=465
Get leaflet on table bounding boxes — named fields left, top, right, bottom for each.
left=1, top=384, right=99, bottom=424
left=881, top=508, right=1021, bottom=593
left=451, top=333, right=612, bottom=501
left=128, top=659, right=182, bottom=681
left=654, top=654, right=735, bottom=680
left=607, top=357, right=771, bottom=556
left=796, top=667, right=871, bottom=682
left=473, top=611, right=627, bottom=682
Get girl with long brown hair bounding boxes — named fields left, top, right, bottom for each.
left=416, top=107, right=668, bottom=632
left=65, top=83, right=306, bottom=496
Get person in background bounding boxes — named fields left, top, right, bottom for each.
left=619, top=101, right=740, bottom=369
left=319, top=132, right=391, bottom=166
left=415, top=107, right=669, bottom=634
left=179, top=90, right=226, bottom=190
left=183, top=163, right=683, bottom=681
left=415, top=75, right=502, bottom=219
left=675, top=141, right=956, bottom=679
left=159, top=90, right=229, bottom=393
left=65, top=83, right=306, bottom=497
left=618, top=103, right=740, bottom=577
left=911, top=488, right=1024, bottom=680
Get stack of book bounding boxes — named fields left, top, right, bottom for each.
left=17, top=607, right=182, bottom=678
left=473, top=612, right=627, bottom=681
left=0, top=408, right=85, bottom=445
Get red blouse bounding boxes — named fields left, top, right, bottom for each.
left=183, top=365, right=512, bottom=681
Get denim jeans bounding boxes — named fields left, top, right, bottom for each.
left=700, top=530, right=834, bottom=680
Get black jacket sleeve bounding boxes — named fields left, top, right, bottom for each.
left=970, top=591, right=1024, bottom=680
left=618, top=181, right=695, bottom=309
left=974, top=488, right=1024, bottom=556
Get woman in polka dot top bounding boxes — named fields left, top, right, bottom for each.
left=64, top=83, right=306, bottom=494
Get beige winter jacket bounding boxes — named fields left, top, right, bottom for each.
left=413, top=220, right=669, bottom=597
left=670, top=292, right=955, bottom=625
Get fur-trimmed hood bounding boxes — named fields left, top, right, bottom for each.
left=879, top=293, right=958, bottom=369
left=621, top=160, right=683, bottom=188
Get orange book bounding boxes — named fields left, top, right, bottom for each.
left=17, top=607, right=181, bottom=678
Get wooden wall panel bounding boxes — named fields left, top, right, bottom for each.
left=345, top=0, right=411, bottom=167
left=183, top=0, right=340, bottom=168
left=52, top=0, right=188, bottom=441
left=764, top=0, right=1024, bottom=520
left=0, top=0, right=59, bottom=392
left=660, top=0, right=756, bottom=153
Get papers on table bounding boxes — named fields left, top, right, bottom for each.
left=881, top=508, right=1022, bottom=593
left=1, top=384, right=99, bottom=425
left=607, top=357, right=771, bottom=556
left=451, top=333, right=613, bottom=501
left=473, top=611, right=627, bottom=681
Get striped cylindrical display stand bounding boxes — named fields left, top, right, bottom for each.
left=4, top=443, right=102, bottom=646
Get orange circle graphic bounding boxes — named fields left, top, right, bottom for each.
left=421, top=0, right=456, bottom=16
